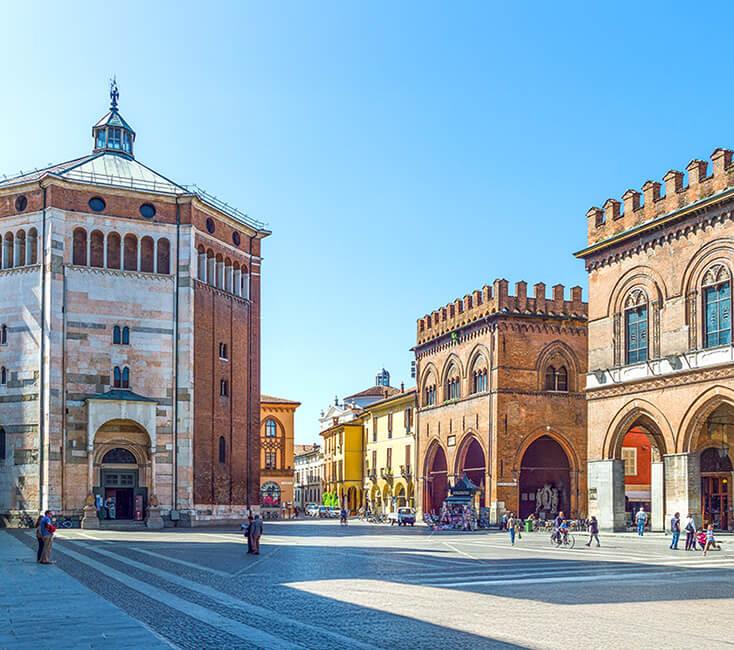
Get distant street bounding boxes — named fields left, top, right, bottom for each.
left=3, top=519, right=734, bottom=649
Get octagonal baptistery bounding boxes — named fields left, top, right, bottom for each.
left=0, top=85, right=270, bottom=527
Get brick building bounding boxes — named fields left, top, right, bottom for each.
left=414, top=279, right=587, bottom=522
left=576, top=147, right=734, bottom=531
left=0, top=84, right=269, bottom=526
left=260, top=395, right=300, bottom=518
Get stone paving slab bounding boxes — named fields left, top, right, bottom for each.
left=0, top=531, right=172, bottom=649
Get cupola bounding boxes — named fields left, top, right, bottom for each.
left=376, top=368, right=390, bottom=387
left=92, top=79, right=136, bottom=158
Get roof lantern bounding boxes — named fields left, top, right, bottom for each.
left=92, top=77, right=136, bottom=158
left=376, top=368, right=390, bottom=387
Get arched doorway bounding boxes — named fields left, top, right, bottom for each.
left=346, top=486, right=359, bottom=514
left=519, top=436, right=570, bottom=519
left=697, top=405, right=734, bottom=529
left=423, top=444, right=447, bottom=515
left=455, top=435, right=486, bottom=509
left=99, top=447, right=138, bottom=520
left=619, top=426, right=665, bottom=524
left=394, top=483, right=406, bottom=508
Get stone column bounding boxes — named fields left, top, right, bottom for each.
left=87, top=451, right=94, bottom=494
left=651, top=461, right=664, bottom=531
left=664, top=452, right=701, bottom=526
left=587, top=459, right=626, bottom=531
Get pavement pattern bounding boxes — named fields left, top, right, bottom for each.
left=3, top=519, right=734, bottom=649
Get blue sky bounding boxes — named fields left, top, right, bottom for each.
left=1, top=2, right=733, bottom=442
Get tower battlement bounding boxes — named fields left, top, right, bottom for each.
left=586, top=148, right=734, bottom=247
left=416, top=279, right=586, bottom=345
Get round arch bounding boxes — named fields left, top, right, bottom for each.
left=423, top=439, right=448, bottom=515
left=603, top=400, right=675, bottom=459
left=678, top=385, right=734, bottom=453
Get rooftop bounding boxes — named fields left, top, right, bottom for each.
left=261, top=394, right=301, bottom=406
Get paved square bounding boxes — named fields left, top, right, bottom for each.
left=4, top=520, right=734, bottom=649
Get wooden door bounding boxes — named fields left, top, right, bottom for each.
left=702, top=475, right=730, bottom=530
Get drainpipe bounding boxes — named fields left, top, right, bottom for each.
left=172, top=198, right=180, bottom=521
left=246, top=234, right=253, bottom=514
left=38, top=185, right=47, bottom=514
left=61, top=264, right=67, bottom=514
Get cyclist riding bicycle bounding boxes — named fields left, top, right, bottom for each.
left=340, top=507, right=348, bottom=526
left=552, top=511, right=566, bottom=544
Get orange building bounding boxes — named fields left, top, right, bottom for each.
left=260, top=395, right=300, bottom=519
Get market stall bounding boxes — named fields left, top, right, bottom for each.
left=424, top=475, right=487, bottom=531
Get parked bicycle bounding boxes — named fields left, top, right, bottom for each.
left=16, top=512, right=34, bottom=528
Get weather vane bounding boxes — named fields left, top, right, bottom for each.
left=110, top=76, right=119, bottom=110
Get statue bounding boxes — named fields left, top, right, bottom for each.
left=535, top=483, right=560, bottom=515
left=550, top=489, right=559, bottom=514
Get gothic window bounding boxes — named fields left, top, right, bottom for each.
left=472, top=369, right=488, bottom=393
left=544, top=365, right=556, bottom=390
left=544, top=365, right=568, bottom=391
left=265, top=419, right=277, bottom=437
left=625, top=289, right=648, bottom=364
left=219, top=436, right=226, bottom=463
left=703, top=264, right=731, bottom=348
left=556, top=366, right=568, bottom=391
left=445, top=365, right=461, bottom=400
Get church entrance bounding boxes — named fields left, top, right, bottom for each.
left=96, top=447, right=146, bottom=521
left=518, top=435, right=571, bottom=519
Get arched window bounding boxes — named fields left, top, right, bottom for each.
left=0, top=367, right=6, bottom=385
left=113, top=326, right=121, bottom=344
left=107, top=232, right=121, bottom=269
left=27, top=228, right=38, bottom=265
left=197, top=245, right=206, bottom=281
left=122, top=327, right=130, bottom=345
left=122, top=367, right=130, bottom=389
left=445, top=365, right=461, bottom=401
left=123, top=234, right=138, bottom=271
left=0, top=427, right=5, bottom=461
left=15, top=230, right=25, bottom=267
left=544, top=365, right=569, bottom=392
left=101, top=448, right=136, bottom=464
left=140, top=236, right=155, bottom=273
left=265, top=419, right=277, bottom=437
left=156, top=238, right=170, bottom=275
left=73, top=228, right=87, bottom=266
left=260, top=482, right=281, bottom=507
left=90, top=230, right=104, bottom=267
left=113, top=367, right=121, bottom=388
left=3, top=233, right=13, bottom=269
left=219, top=436, right=226, bottom=463
left=556, top=366, right=568, bottom=391
left=703, top=264, right=731, bottom=348
left=544, top=365, right=556, bottom=390
left=625, top=289, right=648, bottom=364
left=470, top=357, right=488, bottom=394
left=423, top=373, right=437, bottom=406
left=0, top=324, right=6, bottom=345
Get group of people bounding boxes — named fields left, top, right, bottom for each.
left=669, top=512, right=721, bottom=555
left=34, top=510, right=56, bottom=564
left=242, top=513, right=263, bottom=554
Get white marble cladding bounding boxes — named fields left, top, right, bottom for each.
left=586, top=344, right=734, bottom=389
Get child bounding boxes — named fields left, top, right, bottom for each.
left=703, top=524, right=720, bottom=556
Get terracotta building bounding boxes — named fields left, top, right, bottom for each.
left=576, top=147, right=734, bottom=531
left=0, top=84, right=269, bottom=526
left=414, top=279, right=588, bottom=522
left=260, top=395, right=300, bottom=518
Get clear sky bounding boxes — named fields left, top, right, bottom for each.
left=2, top=2, right=733, bottom=443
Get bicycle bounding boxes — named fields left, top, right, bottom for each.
left=16, top=512, right=34, bottom=528
left=550, top=529, right=576, bottom=549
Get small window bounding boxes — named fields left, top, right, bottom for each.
left=113, top=326, right=121, bottom=344
left=387, top=413, right=393, bottom=439
left=206, top=218, right=215, bottom=234
left=220, top=379, right=228, bottom=396
left=219, top=436, right=226, bottom=463
left=113, top=366, right=121, bottom=388
left=108, top=128, right=121, bottom=149
left=88, top=197, right=106, bottom=212
left=265, top=451, right=277, bottom=469
left=95, top=129, right=106, bottom=148
left=265, top=419, right=277, bottom=437
left=232, top=231, right=241, bottom=246
left=122, top=327, right=130, bottom=345
left=122, top=131, right=132, bottom=153
left=622, top=447, right=637, bottom=476
left=15, top=196, right=27, bottom=212
left=0, top=367, right=6, bottom=385
left=219, top=342, right=228, bottom=359
left=556, top=366, right=568, bottom=391
left=139, top=203, right=156, bottom=219
left=0, top=427, right=5, bottom=461
left=122, top=367, right=130, bottom=389
left=0, top=324, right=6, bottom=345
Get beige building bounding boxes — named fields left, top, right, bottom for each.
left=260, top=396, right=300, bottom=519
left=363, top=388, right=417, bottom=515
left=294, top=444, right=322, bottom=509
left=576, top=147, right=734, bottom=531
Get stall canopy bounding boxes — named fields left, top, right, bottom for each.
left=446, top=474, right=480, bottom=504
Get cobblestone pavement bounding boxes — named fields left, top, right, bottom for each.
left=5, top=519, right=734, bottom=649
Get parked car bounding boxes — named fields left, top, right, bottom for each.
left=306, top=504, right=319, bottom=517
left=328, top=507, right=341, bottom=518
left=388, top=507, right=416, bottom=526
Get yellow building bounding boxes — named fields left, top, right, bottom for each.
left=260, top=395, right=300, bottom=519
left=321, top=420, right=364, bottom=513
left=363, top=389, right=417, bottom=516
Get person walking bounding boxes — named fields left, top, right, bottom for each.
left=585, top=516, right=600, bottom=547
left=703, top=524, right=720, bottom=556
left=635, top=507, right=648, bottom=536
left=250, top=513, right=263, bottom=555
left=243, top=515, right=254, bottom=553
left=38, top=510, right=56, bottom=564
left=507, top=513, right=516, bottom=545
left=683, top=513, right=697, bottom=551
left=669, top=512, right=681, bottom=550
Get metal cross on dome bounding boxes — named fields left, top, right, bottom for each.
left=110, top=76, right=119, bottom=110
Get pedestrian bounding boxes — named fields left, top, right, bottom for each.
left=250, top=513, right=263, bottom=555
left=34, top=513, right=44, bottom=562
left=38, top=510, right=56, bottom=564
left=244, top=515, right=254, bottom=553
left=507, top=513, right=516, bottom=545
left=585, top=515, right=600, bottom=547
left=635, top=507, right=648, bottom=536
left=499, top=513, right=507, bottom=531
left=683, top=513, right=697, bottom=551
left=703, top=524, right=720, bottom=556
left=669, top=512, right=681, bottom=550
